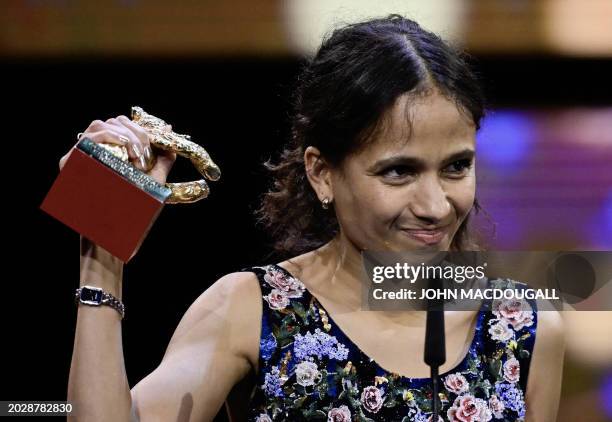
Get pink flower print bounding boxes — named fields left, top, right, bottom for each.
left=360, top=385, right=384, bottom=414
left=264, top=289, right=290, bottom=310
left=264, top=266, right=305, bottom=298
left=488, top=394, right=505, bottom=418
left=447, top=395, right=492, bottom=422
left=327, top=405, right=351, bottom=421
left=503, top=357, right=520, bottom=383
left=444, top=373, right=470, bottom=395
left=492, top=299, right=534, bottom=330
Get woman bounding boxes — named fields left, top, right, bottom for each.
left=65, top=15, right=565, bottom=422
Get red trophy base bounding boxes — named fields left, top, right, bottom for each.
left=41, top=145, right=167, bottom=262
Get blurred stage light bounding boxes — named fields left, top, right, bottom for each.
left=544, top=0, right=612, bottom=56
left=280, top=0, right=467, bottom=56
left=602, top=371, right=612, bottom=419
left=543, top=108, right=612, bottom=148
left=605, top=190, right=612, bottom=238
left=476, top=111, right=534, bottom=165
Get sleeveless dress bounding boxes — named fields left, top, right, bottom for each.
left=241, top=264, right=537, bottom=422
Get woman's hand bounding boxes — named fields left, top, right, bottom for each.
left=59, top=115, right=177, bottom=184
left=61, top=115, right=179, bottom=266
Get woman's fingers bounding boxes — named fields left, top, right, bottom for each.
left=115, top=115, right=156, bottom=170
left=116, top=115, right=149, bottom=144
left=62, top=114, right=178, bottom=185
left=104, top=117, right=150, bottom=171
left=90, top=125, right=146, bottom=171
left=78, top=129, right=130, bottom=146
left=60, top=127, right=129, bottom=170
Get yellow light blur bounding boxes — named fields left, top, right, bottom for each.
left=280, top=0, right=468, bottom=56
left=544, top=0, right=612, bottom=56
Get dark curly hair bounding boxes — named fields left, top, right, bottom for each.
left=256, top=14, right=492, bottom=258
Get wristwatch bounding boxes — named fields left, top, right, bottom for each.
left=75, top=285, right=125, bottom=319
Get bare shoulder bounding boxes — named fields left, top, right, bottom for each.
left=525, top=309, right=566, bottom=421
left=529, top=308, right=566, bottom=372
left=164, top=270, right=263, bottom=369
left=185, top=271, right=262, bottom=316
left=130, top=271, right=264, bottom=422
left=534, top=308, right=566, bottom=348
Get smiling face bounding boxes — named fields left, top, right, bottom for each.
left=318, top=90, right=477, bottom=252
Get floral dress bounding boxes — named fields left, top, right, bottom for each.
left=243, top=264, right=537, bottom=422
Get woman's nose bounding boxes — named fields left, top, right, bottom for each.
left=409, top=175, right=452, bottom=224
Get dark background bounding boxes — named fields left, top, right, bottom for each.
left=3, top=55, right=611, bottom=420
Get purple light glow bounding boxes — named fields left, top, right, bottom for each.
left=605, top=190, right=612, bottom=239
left=601, top=370, right=612, bottom=418
left=476, top=110, right=534, bottom=165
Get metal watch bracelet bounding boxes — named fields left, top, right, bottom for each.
left=75, top=285, right=125, bottom=319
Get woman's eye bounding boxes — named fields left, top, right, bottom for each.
left=444, top=159, right=473, bottom=175
left=379, top=159, right=473, bottom=181
left=381, top=165, right=415, bottom=179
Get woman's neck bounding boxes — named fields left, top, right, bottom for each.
left=289, top=233, right=362, bottom=311
left=313, top=233, right=428, bottom=323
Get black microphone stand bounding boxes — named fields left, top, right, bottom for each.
left=424, top=277, right=446, bottom=420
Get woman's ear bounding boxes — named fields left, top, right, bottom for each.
left=304, top=146, right=333, bottom=202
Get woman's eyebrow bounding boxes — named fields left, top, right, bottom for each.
left=440, top=149, right=475, bottom=165
left=368, top=148, right=475, bottom=172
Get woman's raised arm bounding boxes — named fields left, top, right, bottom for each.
left=129, top=271, right=262, bottom=421
left=68, top=244, right=262, bottom=422
left=65, top=116, right=262, bottom=421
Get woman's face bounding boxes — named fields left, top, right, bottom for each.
left=330, top=91, right=477, bottom=252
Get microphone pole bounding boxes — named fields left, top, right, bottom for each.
left=424, top=276, right=446, bottom=419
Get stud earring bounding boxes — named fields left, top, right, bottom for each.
left=321, top=197, right=331, bottom=209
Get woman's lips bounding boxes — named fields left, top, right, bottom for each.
left=400, top=226, right=449, bottom=245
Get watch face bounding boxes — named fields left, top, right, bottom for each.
left=80, top=287, right=104, bottom=305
